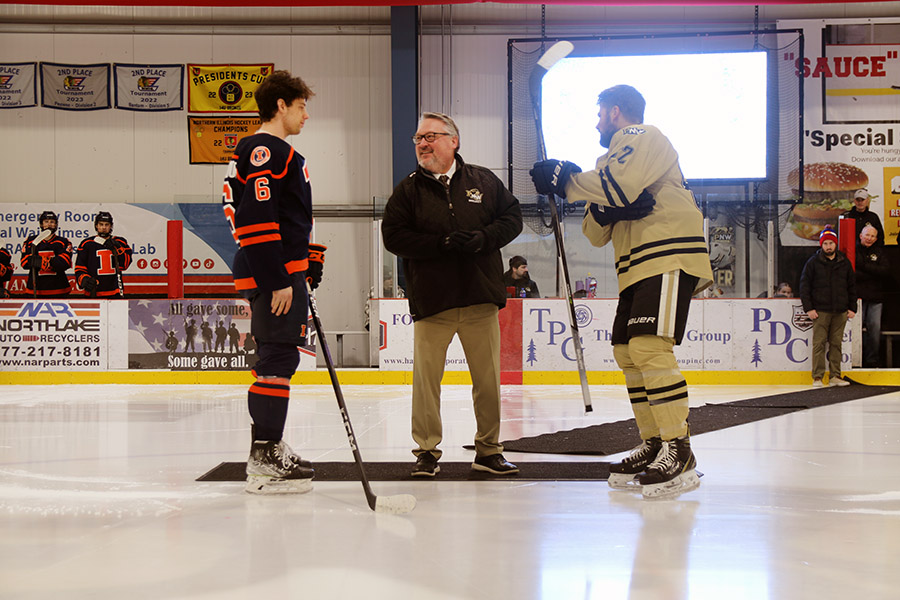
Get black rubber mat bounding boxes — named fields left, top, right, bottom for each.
left=197, top=460, right=611, bottom=482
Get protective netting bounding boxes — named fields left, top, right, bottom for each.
left=508, top=31, right=804, bottom=239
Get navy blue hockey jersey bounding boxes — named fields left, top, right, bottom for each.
left=74, top=235, right=133, bottom=297
left=222, top=132, right=313, bottom=294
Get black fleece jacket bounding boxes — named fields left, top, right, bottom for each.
left=382, top=154, right=523, bottom=321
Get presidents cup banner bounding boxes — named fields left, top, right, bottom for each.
left=40, top=62, right=110, bottom=111
left=114, top=63, right=184, bottom=111
left=0, top=62, right=37, bottom=109
left=187, top=64, right=272, bottom=113
left=188, top=116, right=262, bottom=164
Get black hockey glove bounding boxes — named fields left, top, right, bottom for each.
left=530, top=160, right=582, bottom=199
left=588, top=190, right=656, bottom=226
left=81, top=275, right=99, bottom=292
left=448, top=230, right=485, bottom=254
left=0, top=287, right=9, bottom=299
left=306, top=243, right=326, bottom=290
left=103, top=237, right=116, bottom=250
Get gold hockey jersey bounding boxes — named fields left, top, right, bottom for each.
left=566, top=124, right=712, bottom=294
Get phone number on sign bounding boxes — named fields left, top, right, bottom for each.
left=1, top=345, right=101, bottom=357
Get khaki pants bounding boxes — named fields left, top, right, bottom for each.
left=411, top=304, right=502, bottom=459
left=811, top=311, right=848, bottom=380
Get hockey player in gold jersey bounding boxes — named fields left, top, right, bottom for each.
left=531, top=84, right=713, bottom=498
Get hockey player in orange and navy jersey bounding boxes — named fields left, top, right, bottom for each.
left=0, top=247, right=13, bottom=298
left=74, top=212, right=133, bottom=298
left=20, top=211, right=73, bottom=297
left=222, top=70, right=326, bottom=495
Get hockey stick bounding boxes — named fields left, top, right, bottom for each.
left=30, top=229, right=53, bottom=299
left=529, top=41, right=592, bottom=413
left=306, top=280, right=417, bottom=515
left=97, top=236, right=126, bottom=298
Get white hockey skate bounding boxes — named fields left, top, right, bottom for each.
left=638, top=437, right=701, bottom=499
left=245, top=439, right=314, bottom=495
left=607, top=436, right=662, bottom=490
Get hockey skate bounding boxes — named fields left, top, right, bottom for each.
left=638, top=436, right=700, bottom=499
left=245, top=439, right=315, bottom=495
left=607, top=436, right=662, bottom=489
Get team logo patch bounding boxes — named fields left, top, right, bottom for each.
left=465, top=188, right=483, bottom=203
left=250, top=146, right=271, bottom=167
left=224, top=135, right=238, bottom=150
left=622, top=126, right=646, bottom=135
left=791, top=304, right=813, bottom=332
left=218, top=80, right=244, bottom=106
left=574, top=304, right=593, bottom=327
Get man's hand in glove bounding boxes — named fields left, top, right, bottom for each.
left=530, top=160, right=582, bottom=198
left=448, top=230, right=485, bottom=254
left=588, top=190, right=656, bottom=226
left=81, top=276, right=98, bottom=292
left=306, top=243, right=327, bottom=290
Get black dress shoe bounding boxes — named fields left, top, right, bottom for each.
left=471, top=453, right=519, bottom=475
left=412, top=452, right=440, bottom=477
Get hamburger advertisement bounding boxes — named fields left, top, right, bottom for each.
left=786, top=162, right=868, bottom=242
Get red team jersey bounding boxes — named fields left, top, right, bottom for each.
left=74, top=236, right=133, bottom=297
left=222, top=132, right=314, bottom=295
left=20, top=234, right=73, bottom=296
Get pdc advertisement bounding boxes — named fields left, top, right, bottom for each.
left=778, top=18, right=900, bottom=246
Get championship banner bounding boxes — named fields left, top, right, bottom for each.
left=188, top=116, right=262, bottom=164
left=0, top=62, right=37, bottom=109
left=187, top=64, right=272, bottom=113
left=40, top=62, right=110, bottom=111
left=114, top=63, right=184, bottom=111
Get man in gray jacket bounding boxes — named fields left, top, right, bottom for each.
left=382, top=112, right=523, bottom=477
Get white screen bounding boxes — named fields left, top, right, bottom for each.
left=541, top=51, right=768, bottom=181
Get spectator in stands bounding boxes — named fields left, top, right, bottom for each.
left=799, top=226, right=856, bottom=387
left=502, top=255, right=541, bottom=298
left=855, top=224, right=890, bottom=367
left=842, top=189, right=884, bottom=245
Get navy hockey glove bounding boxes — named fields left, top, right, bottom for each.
left=589, top=190, right=656, bottom=226
left=81, top=275, right=98, bottom=292
left=530, top=160, right=582, bottom=199
left=306, top=243, right=327, bottom=290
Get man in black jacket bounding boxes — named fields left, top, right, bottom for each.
left=856, top=224, right=890, bottom=367
left=842, top=189, right=885, bottom=245
left=799, top=226, right=856, bottom=387
left=502, top=255, right=540, bottom=298
left=382, top=112, right=523, bottom=477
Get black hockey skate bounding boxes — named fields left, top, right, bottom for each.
left=245, top=439, right=315, bottom=495
left=637, top=436, right=700, bottom=499
left=607, top=436, right=663, bottom=489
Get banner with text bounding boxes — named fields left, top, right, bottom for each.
left=114, top=63, right=184, bottom=112
left=127, top=298, right=316, bottom=371
left=40, top=62, right=110, bottom=111
left=188, top=116, right=262, bottom=164
left=187, top=64, right=272, bottom=113
left=0, top=62, right=37, bottom=109
left=778, top=18, right=900, bottom=246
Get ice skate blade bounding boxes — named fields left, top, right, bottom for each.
left=607, top=472, right=642, bottom=490
left=245, top=476, right=313, bottom=495
left=641, top=470, right=700, bottom=499
left=375, top=494, right=417, bottom=515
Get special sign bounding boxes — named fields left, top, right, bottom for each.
left=187, top=64, right=272, bottom=113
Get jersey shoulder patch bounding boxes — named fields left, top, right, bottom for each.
left=621, top=126, right=646, bottom=135
left=250, top=145, right=271, bottom=167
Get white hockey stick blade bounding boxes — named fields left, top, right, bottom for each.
left=536, top=40, right=574, bottom=70
left=375, top=493, right=417, bottom=515
left=35, top=229, right=53, bottom=243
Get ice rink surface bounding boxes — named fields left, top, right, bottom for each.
left=1, top=383, right=899, bottom=600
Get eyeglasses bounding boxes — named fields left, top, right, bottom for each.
left=412, top=132, right=452, bottom=144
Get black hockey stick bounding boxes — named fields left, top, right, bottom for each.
left=106, top=237, right=125, bottom=298
left=529, top=40, right=592, bottom=412
left=306, top=280, right=416, bottom=514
